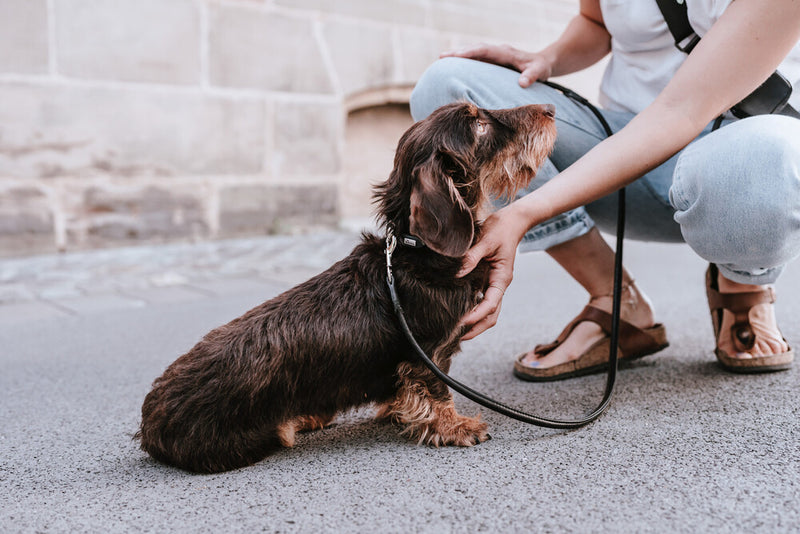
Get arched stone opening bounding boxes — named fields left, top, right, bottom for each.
left=340, top=92, right=415, bottom=231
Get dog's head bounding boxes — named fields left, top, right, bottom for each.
left=374, top=101, right=557, bottom=257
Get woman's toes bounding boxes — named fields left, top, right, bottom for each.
left=719, top=304, right=788, bottom=359
left=521, top=321, right=605, bottom=369
left=760, top=337, right=788, bottom=356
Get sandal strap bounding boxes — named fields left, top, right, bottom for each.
left=706, top=264, right=780, bottom=353
left=706, top=263, right=777, bottom=314
left=707, top=286, right=775, bottom=314
left=534, top=305, right=659, bottom=357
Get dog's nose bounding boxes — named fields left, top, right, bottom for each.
left=542, top=104, right=556, bottom=118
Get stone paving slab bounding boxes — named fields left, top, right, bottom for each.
left=0, top=299, right=70, bottom=323
left=0, top=231, right=362, bottom=311
left=118, top=285, right=213, bottom=306
left=48, top=293, right=148, bottom=315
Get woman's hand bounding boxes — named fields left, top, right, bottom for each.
left=457, top=204, right=532, bottom=340
left=439, top=3, right=612, bottom=88
left=440, top=44, right=553, bottom=88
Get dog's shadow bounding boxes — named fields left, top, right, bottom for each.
left=290, top=415, right=406, bottom=453
left=134, top=408, right=409, bottom=475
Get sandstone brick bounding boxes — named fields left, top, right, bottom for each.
left=0, top=187, right=55, bottom=255
left=219, top=183, right=338, bottom=236
left=427, top=0, right=560, bottom=13
left=0, top=187, right=53, bottom=235
left=273, top=101, right=342, bottom=176
left=323, top=19, right=395, bottom=96
left=0, top=82, right=265, bottom=178
left=396, top=28, right=448, bottom=85
left=0, top=0, right=49, bottom=74
left=429, top=3, right=553, bottom=50
left=209, top=6, right=333, bottom=93
left=274, top=0, right=425, bottom=26
left=79, top=185, right=208, bottom=245
left=54, top=0, right=201, bottom=84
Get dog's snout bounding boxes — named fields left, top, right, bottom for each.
left=542, top=104, right=556, bottom=118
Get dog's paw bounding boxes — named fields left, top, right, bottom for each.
left=425, top=414, right=490, bottom=448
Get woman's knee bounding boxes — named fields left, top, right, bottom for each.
left=673, top=116, right=800, bottom=213
left=410, top=57, right=539, bottom=121
left=671, top=115, right=800, bottom=268
left=410, top=57, right=477, bottom=120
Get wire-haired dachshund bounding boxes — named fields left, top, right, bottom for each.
left=137, top=101, right=557, bottom=472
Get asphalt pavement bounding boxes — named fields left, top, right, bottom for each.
left=2, top=231, right=799, bottom=533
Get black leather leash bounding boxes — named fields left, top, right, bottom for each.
left=386, top=82, right=623, bottom=429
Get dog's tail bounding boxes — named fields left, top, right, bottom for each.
left=137, top=386, right=282, bottom=473
left=136, top=359, right=282, bottom=473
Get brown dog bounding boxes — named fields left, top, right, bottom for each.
left=137, top=102, right=557, bottom=473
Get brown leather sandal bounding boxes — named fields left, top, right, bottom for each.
left=706, top=264, right=794, bottom=373
left=513, top=306, right=669, bottom=382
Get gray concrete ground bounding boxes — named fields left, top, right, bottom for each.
left=2, top=231, right=799, bottom=533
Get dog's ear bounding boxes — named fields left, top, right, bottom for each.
left=409, top=155, right=474, bottom=257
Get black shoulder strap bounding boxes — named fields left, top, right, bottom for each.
left=655, top=0, right=701, bottom=53
left=779, top=103, right=800, bottom=119
left=655, top=0, right=799, bottom=120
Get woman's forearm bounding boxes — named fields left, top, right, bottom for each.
left=541, top=4, right=611, bottom=78
left=512, top=104, right=695, bottom=229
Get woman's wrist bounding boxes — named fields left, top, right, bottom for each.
left=535, top=46, right=559, bottom=78
left=504, top=196, right=544, bottom=243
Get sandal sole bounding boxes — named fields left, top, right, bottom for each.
left=513, top=324, right=669, bottom=382
left=715, top=348, right=794, bottom=374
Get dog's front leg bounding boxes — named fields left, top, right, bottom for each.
left=378, top=360, right=489, bottom=447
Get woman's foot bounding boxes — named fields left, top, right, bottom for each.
left=517, top=280, right=657, bottom=370
left=706, top=264, right=792, bottom=373
left=517, top=227, right=661, bottom=372
left=713, top=270, right=789, bottom=359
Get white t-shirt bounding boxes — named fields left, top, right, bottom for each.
left=598, top=0, right=800, bottom=113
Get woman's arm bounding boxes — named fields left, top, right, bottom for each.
left=515, top=0, right=800, bottom=229
left=459, top=0, right=800, bottom=340
left=442, top=0, right=610, bottom=88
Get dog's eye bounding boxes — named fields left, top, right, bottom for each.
left=476, top=121, right=488, bottom=136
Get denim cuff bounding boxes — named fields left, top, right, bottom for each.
left=519, top=209, right=595, bottom=253
left=716, top=263, right=784, bottom=286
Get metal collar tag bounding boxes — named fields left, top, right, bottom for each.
left=400, top=235, right=426, bottom=248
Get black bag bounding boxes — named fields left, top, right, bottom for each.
left=655, top=0, right=800, bottom=119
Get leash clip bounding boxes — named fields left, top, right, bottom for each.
left=385, top=228, right=397, bottom=285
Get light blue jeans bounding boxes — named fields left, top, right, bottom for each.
left=410, top=58, right=800, bottom=284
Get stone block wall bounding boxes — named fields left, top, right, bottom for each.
left=0, top=0, right=604, bottom=256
